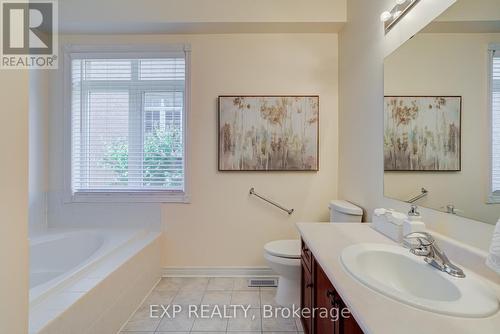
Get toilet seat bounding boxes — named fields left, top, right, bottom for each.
left=264, top=240, right=301, bottom=259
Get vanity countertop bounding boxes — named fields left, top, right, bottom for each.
left=296, top=222, right=500, bottom=334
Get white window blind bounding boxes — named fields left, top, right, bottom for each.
left=490, top=46, right=500, bottom=200
left=70, top=52, right=186, bottom=198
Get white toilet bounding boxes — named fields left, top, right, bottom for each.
left=328, top=199, right=364, bottom=222
left=264, top=239, right=301, bottom=307
left=264, top=200, right=363, bottom=307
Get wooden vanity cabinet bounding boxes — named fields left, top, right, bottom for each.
left=300, top=240, right=364, bottom=334
left=301, top=258, right=314, bottom=334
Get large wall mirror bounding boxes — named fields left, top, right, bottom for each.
left=383, top=0, right=500, bottom=224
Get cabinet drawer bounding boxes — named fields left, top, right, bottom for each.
left=301, top=239, right=313, bottom=272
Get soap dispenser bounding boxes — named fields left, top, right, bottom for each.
left=403, top=205, right=426, bottom=235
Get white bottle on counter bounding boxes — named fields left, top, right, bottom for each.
left=403, top=205, right=426, bottom=235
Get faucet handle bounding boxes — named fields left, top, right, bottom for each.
left=440, top=204, right=464, bottom=215
left=403, top=231, right=434, bottom=258
left=403, top=231, right=434, bottom=247
left=408, top=205, right=420, bottom=217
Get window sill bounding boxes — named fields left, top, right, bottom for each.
left=69, top=191, right=190, bottom=203
left=487, top=195, right=500, bottom=204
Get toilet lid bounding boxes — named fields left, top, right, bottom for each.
left=264, top=240, right=301, bottom=259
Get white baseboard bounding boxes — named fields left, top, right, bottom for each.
left=162, top=266, right=276, bottom=277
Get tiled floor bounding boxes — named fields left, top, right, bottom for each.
left=121, top=277, right=304, bottom=333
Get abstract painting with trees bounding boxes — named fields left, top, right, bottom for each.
left=218, top=96, right=319, bottom=171
left=384, top=96, right=461, bottom=171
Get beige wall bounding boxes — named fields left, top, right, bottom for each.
left=0, top=72, right=29, bottom=332
left=163, top=34, right=339, bottom=267
left=29, top=71, right=49, bottom=233
left=339, top=0, right=496, bottom=250
left=384, top=33, right=500, bottom=225
left=338, top=0, right=395, bottom=221
left=51, top=33, right=339, bottom=267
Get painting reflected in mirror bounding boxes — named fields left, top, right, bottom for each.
left=384, top=96, right=461, bottom=171
left=383, top=0, right=500, bottom=224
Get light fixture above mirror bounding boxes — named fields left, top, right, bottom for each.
left=380, top=0, right=421, bottom=34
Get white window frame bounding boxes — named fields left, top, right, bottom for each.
left=488, top=44, right=500, bottom=203
left=63, top=44, right=191, bottom=203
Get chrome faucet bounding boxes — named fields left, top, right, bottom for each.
left=403, top=232, right=466, bottom=278
left=408, top=204, right=420, bottom=217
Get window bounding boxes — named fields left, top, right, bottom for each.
left=490, top=44, right=500, bottom=202
left=66, top=45, right=190, bottom=202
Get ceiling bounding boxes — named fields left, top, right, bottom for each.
left=58, top=0, right=347, bottom=34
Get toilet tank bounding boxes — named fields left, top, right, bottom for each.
left=329, top=200, right=363, bottom=223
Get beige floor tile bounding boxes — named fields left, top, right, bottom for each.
left=156, top=309, right=195, bottom=332
left=262, top=312, right=297, bottom=332
left=260, top=290, right=280, bottom=308
left=172, top=289, right=204, bottom=306
left=202, top=291, right=232, bottom=306
left=207, top=277, right=235, bottom=291
left=227, top=308, right=261, bottom=332
left=191, top=316, right=228, bottom=332
left=143, top=289, right=177, bottom=305
left=121, top=276, right=301, bottom=333
left=178, top=277, right=209, bottom=291
left=156, top=277, right=186, bottom=291
left=231, top=291, right=261, bottom=309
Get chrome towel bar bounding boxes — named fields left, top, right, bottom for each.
left=249, top=187, right=294, bottom=215
left=407, top=188, right=429, bottom=204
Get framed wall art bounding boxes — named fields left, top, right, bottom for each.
left=218, top=96, right=319, bottom=171
left=384, top=96, right=461, bottom=171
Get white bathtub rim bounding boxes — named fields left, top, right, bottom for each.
left=29, top=228, right=147, bottom=305
left=29, top=230, right=161, bottom=334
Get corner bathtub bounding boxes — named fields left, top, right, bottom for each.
left=29, top=228, right=161, bottom=333
left=29, top=228, right=146, bottom=303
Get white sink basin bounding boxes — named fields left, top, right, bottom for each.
left=340, top=243, right=499, bottom=318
